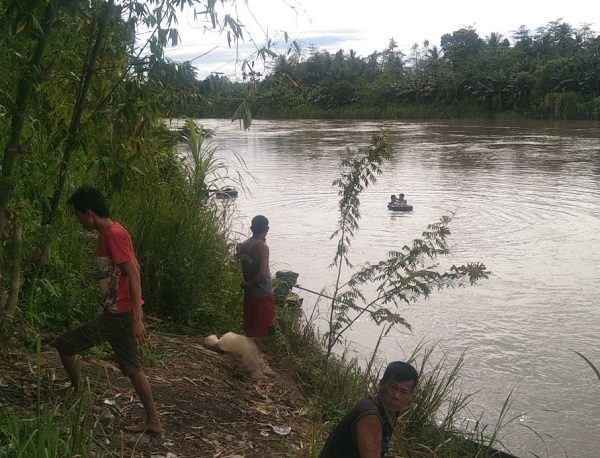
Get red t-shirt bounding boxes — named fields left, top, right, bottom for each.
left=97, top=222, right=143, bottom=314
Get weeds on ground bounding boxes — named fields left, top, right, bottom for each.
left=0, top=339, right=114, bottom=458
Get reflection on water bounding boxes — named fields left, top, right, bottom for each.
left=187, top=118, right=600, bottom=457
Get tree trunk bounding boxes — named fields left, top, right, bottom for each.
left=0, top=2, right=56, bottom=241
left=0, top=3, right=57, bottom=339
left=0, top=219, right=22, bottom=332
left=24, top=1, right=114, bottom=297
left=45, top=2, right=112, bottom=226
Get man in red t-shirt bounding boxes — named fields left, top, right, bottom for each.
left=53, top=187, right=161, bottom=434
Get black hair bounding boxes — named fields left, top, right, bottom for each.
left=380, top=361, right=419, bottom=388
left=67, top=187, right=110, bottom=218
left=250, top=215, right=269, bottom=234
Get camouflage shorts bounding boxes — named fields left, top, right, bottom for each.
left=52, top=311, right=143, bottom=376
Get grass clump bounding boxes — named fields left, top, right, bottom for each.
left=0, top=341, right=104, bottom=458
left=271, top=312, right=519, bottom=457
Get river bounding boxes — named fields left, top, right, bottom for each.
left=180, top=118, right=600, bottom=457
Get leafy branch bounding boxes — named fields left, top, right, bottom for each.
left=324, top=135, right=490, bottom=358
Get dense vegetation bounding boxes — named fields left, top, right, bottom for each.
left=0, top=0, right=259, bottom=340
left=186, top=21, right=600, bottom=121
left=2, top=0, right=597, bottom=456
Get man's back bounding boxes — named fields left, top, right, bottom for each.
left=238, top=238, right=271, bottom=296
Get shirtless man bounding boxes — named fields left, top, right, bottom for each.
left=236, top=215, right=276, bottom=351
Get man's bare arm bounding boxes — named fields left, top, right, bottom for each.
left=355, top=414, right=383, bottom=458
left=120, top=259, right=148, bottom=345
left=258, top=242, right=270, bottom=280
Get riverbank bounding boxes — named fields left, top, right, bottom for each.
left=1, top=315, right=535, bottom=458
left=0, top=330, right=314, bottom=457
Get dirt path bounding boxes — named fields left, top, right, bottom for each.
left=0, top=332, right=315, bottom=457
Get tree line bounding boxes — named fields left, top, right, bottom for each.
left=183, top=20, right=600, bottom=121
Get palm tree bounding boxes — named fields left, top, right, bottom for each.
left=468, top=70, right=512, bottom=111
left=382, top=37, right=405, bottom=79
left=272, top=54, right=295, bottom=77
left=411, top=42, right=420, bottom=67
left=486, top=32, right=504, bottom=51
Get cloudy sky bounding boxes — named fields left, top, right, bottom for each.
left=164, top=0, right=597, bottom=79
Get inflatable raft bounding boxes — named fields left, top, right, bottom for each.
left=387, top=203, right=413, bottom=212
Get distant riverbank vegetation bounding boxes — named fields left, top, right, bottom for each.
left=180, top=20, right=600, bottom=122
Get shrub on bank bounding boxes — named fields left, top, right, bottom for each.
left=270, top=304, right=517, bottom=457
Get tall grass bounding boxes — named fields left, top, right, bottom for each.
left=122, top=184, right=240, bottom=329
left=272, top=309, right=519, bottom=457
left=0, top=393, right=107, bottom=457
left=393, top=344, right=519, bottom=457
left=109, top=125, right=244, bottom=332
left=0, top=340, right=110, bottom=457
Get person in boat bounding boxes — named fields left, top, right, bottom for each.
left=397, top=193, right=407, bottom=205
left=389, top=195, right=399, bottom=205
left=319, top=361, right=419, bottom=458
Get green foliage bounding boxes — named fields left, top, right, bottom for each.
left=0, top=0, right=281, bottom=336
left=23, top=213, right=99, bottom=331
left=441, top=27, right=486, bottom=69
left=279, top=326, right=517, bottom=457
left=0, top=400, right=97, bottom=457
left=540, top=91, right=586, bottom=119
left=0, top=337, right=119, bottom=457
left=185, top=19, right=600, bottom=121
left=232, top=99, right=254, bottom=130
left=590, top=96, right=600, bottom=120
left=263, top=130, right=499, bottom=455
left=180, top=118, right=220, bottom=197
left=141, top=341, right=156, bottom=366
left=114, top=178, right=241, bottom=332
left=88, top=122, right=245, bottom=333
left=7, top=118, right=244, bottom=338
left=331, top=133, right=394, bottom=268
left=391, top=345, right=519, bottom=457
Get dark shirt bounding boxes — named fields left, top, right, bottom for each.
left=319, top=394, right=395, bottom=458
